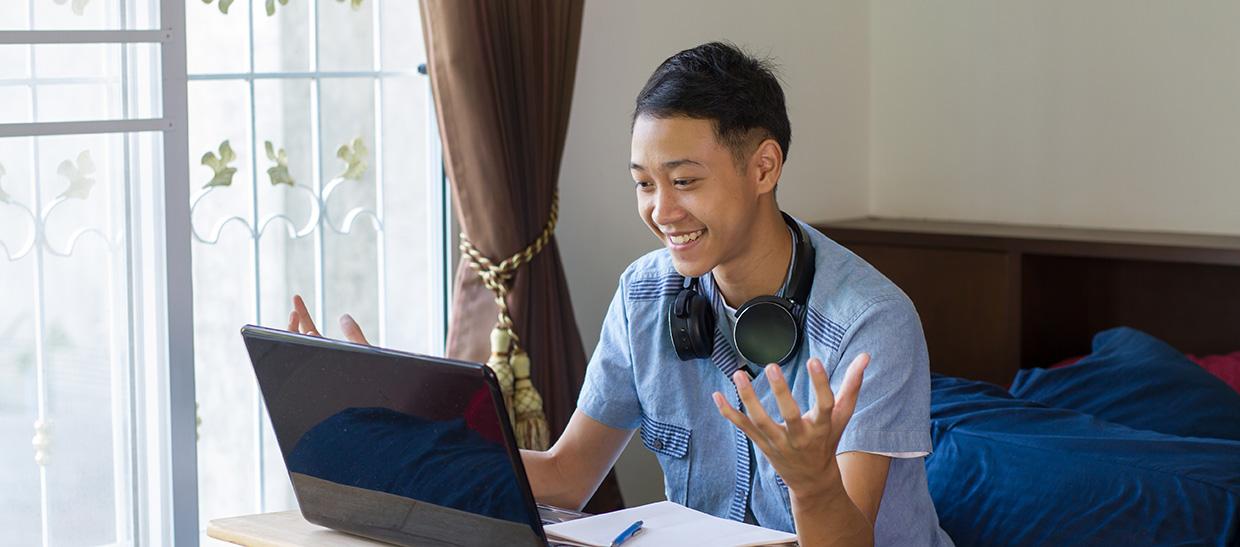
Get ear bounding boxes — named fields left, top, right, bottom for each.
left=749, top=138, right=783, bottom=196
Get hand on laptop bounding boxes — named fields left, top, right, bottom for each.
left=288, top=294, right=371, bottom=345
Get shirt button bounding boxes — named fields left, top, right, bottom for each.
left=652, top=439, right=664, bottom=451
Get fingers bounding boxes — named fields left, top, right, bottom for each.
left=291, top=294, right=320, bottom=336
left=809, top=357, right=834, bottom=417
left=290, top=295, right=368, bottom=346
left=732, top=371, right=783, bottom=444
left=712, top=391, right=770, bottom=449
left=764, top=364, right=806, bottom=439
left=339, top=314, right=371, bottom=345
left=830, top=352, right=870, bottom=433
left=810, top=353, right=868, bottom=422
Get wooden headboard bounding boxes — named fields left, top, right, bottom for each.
left=814, top=217, right=1240, bottom=385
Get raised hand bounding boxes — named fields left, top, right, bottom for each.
left=713, top=353, right=869, bottom=498
left=287, top=294, right=370, bottom=345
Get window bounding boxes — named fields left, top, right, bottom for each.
left=0, top=1, right=445, bottom=545
left=185, top=0, right=445, bottom=542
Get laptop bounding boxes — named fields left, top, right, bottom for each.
left=240, top=325, right=584, bottom=547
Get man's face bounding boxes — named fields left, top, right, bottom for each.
left=630, top=115, right=761, bottom=278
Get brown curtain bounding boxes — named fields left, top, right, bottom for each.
left=419, top=0, right=624, bottom=513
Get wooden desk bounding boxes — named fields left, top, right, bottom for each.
left=209, top=474, right=579, bottom=546
left=209, top=509, right=580, bottom=547
left=208, top=511, right=392, bottom=546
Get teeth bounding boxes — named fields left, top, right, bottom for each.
left=669, top=230, right=704, bottom=245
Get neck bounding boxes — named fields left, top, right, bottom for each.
left=713, top=209, right=793, bottom=308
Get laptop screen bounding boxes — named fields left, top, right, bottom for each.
left=242, top=326, right=543, bottom=546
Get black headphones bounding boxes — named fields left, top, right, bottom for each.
left=668, top=212, right=816, bottom=368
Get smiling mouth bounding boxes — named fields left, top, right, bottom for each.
left=668, top=229, right=705, bottom=245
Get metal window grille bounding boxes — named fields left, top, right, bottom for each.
left=0, top=1, right=445, bottom=545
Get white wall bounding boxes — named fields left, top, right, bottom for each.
left=870, top=1, right=1240, bottom=235
left=557, top=0, right=870, bottom=505
left=561, top=0, right=1240, bottom=507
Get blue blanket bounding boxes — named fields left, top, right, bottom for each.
left=927, top=374, right=1240, bottom=546
left=1010, top=327, right=1240, bottom=441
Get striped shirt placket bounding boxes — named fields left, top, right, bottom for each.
left=702, top=275, right=755, bottom=522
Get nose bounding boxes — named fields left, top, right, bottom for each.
left=650, top=185, right=683, bottom=227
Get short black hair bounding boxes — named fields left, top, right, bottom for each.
left=633, top=41, right=791, bottom=165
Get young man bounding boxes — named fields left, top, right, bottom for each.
left=292, top=42, right=951, bottom=547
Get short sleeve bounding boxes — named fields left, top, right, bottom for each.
left=576, top=279, right=642, bottom=431
left=832, top=296, right=932, bottom=456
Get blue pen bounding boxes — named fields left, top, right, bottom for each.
left=610, top=519, right=644, bottom=547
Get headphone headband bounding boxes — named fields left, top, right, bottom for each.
left=668, top=212, right=816, bottom=369
left=779, top=211, right=814, bottom=310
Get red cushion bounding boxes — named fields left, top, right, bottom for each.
left=1187, top=351, right=1240, bottom=394
left=1049, top=356, right=1083, bottom=369
left=1044, top=351, right=1240, bottom=394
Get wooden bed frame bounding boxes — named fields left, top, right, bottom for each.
left=813, top=217, right=1240, bottom=385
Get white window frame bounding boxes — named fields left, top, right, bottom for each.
left=0, top=2, right=195, bottom=544
left=0, top=1, right=450, bottom=544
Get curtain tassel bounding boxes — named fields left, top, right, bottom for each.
left=510, top=349, right=550, bottom=451
left=486, top=327, right=516, bottom=427
left=460, top=191, right=559, bottom=451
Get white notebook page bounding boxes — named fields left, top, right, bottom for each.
left=544, top=501, right=798, bottom=547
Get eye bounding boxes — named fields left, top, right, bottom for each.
left=673, top=178, right=696, bottom=187
left=634, top=180, right=653, bottom=190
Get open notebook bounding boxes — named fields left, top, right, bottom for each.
left=544, top=501, right=798, bottom=547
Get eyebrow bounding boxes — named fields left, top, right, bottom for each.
left=629, top=159, right=705, bottom=171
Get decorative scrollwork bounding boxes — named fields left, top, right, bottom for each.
left=201, top=140, right=238, bottom=189
left=56, top=150, right=95, bottom=200
left=0, top=152, right=121, bottom=262
left=320, top=174, right=382, bottom=234
left=52, top=0, right=90, bottom=16
left=189, top=183, right=322, bottom=243
left=336, top=137, right=368, bottom=181
left=32, top=418, right=51, bottom=466
left=265, top=141, right=294, bottom=186
left=189, top=136, right=382, bottom=246
left=0, top=199, right=40, bottom=262
left=0, top=160, right=24, bottom=261
left=264, top=0, right=289, bottom=17
left=200, top=0, right=236, bottom=15
left=204, top=0, right=364, bottom=17
left=0, top=162, right=10, bottom=204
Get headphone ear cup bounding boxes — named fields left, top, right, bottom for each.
left=685, top=292, right=716, bottom=359
left=734, top=296, right=799, bottom=365
left=669, top=288, right=716, bottom=360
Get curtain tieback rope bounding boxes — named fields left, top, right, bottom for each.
left=459, top=190, right=558, bottom=451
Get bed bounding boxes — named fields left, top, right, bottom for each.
left=815, top=218, right=1240, bottom=546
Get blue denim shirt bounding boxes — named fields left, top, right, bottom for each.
left=577, top=217, right=953, bottom=546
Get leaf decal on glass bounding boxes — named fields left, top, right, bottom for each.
left=0, top=162, right=10, bottom=203
left=201, top=140, right=238, bottom=189
left=201, top=0, right=235, bottom=15
left=264, top=0, right=290, bottom=16
left=56, top=150, right=96, bottom=200
left=336, top=137, right=368, bottom=181
left=52, top=0, right=90, bottom=16
left=336, top=0, right=364, bottom=11
left=264, top=141, right=295, bottom=186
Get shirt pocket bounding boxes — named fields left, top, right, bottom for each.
left=639, top=414, right=692, bottom=504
